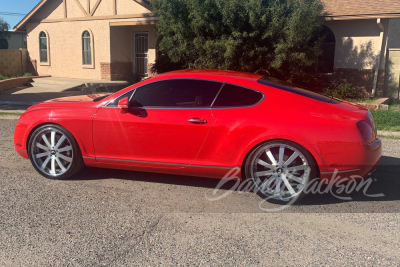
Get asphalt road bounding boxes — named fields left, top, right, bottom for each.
left=0, top=120, right=399, bottom=266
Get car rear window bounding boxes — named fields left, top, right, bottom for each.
left=257, top=77, right=341, bottom=104
left=212, top=84, right=264, bottom=107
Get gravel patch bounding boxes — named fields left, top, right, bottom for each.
left=0, top=120, right=399, bottom=266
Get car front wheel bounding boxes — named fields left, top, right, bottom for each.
left=28, top=124, right=84, bottom=179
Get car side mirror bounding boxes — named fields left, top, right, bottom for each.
left=118, top=97, right=129, bottom=111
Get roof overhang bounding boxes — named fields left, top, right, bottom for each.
left=14, top=0, right=49, bottom=32
left=13, top=0, right=152, bottom=32
left=324, top=13, right=400, bottom=21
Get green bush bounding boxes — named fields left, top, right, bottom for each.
left=23, top=73, right=33, bottom=77
left=151, top=0, right=325, bottom=82
left=0, top=74, right=25, bottom=81
left=323, top=82, right=357, bottom=100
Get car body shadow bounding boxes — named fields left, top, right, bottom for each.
left=68, top=156, right=400, bottom=206
left=297, top=156, right=400, bottom=206
left=68, top=167, right=239, bottom=192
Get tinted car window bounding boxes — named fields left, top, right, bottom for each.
left=258, top=77, right=341, bottom=104
left=131, top=79, right=222, bottom=107
left=212, top=84, right=263, bottom=107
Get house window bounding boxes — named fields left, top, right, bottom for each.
left=39, top=31, right=48, bottom=63
left=82, top=31, right=92, bottom=65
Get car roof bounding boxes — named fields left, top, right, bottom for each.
left=156, top=69, right=264, bottom=81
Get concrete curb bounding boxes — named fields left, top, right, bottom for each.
left=0, top=115, right=20, bottom=120
left=378, top=131, right=400, bottom=137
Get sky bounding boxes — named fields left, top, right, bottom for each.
left=0, top=0, right=41, bottom=30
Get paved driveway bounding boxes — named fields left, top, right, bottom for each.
left=0, top=77, right=127, bottom=110
left=0, top=120, right=399, bottom=266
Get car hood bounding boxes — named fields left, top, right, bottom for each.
left=26, top=94, right=110, bottom=111
left=43, top=94, right=109, bottom=103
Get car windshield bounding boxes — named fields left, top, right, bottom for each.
left=257, top=76, right=341, bottom=104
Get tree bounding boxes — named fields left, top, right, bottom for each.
left=0, top=18, right=10, bottom=49
left=151, top=0, right=325, bottom=83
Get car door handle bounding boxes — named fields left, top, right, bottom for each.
left=188, top=118, right=208, bottom=124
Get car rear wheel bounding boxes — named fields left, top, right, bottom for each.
left=28, top=124, right=84, bottom=179
left=245, top=140, right=316, bottom=204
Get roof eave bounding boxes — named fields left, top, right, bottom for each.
left=14, top=0, right=49, bottom=31
left=324, top=13, right=400, bottom=20
left=14, top=0, right=152, bottom=31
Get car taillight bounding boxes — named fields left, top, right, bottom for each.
left=357, top=120, right=374, bottom=143
left=367, top=111, right=377, bottom=136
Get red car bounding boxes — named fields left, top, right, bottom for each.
left=14, top=70, right=381, bottom=203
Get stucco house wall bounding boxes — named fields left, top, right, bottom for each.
left=325, top=19, right=388, bottom=70
left=386, top=19, right=400, bottom=98
left=27, top=20, right=111, bottom=80
left=110, top=24, right=157, bottom=64
left=324, top=19, right=389, bottom=95
left=17, top=0, right=155, bottom=80
left=322, top=0, right=400, bottom=97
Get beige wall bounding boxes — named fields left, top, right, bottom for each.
left=325, top=19, right=388, bottom=70
left=27, top=20, right=111, bottom=79
left=386, top=49, right=400, bottom=97
left=25, top=0, right=154, bottom=80
left=34, top=0, right=65, bottom=20
left=386, top=19, right=400, bottom=98
left=110, top=24, right=157, bottom=64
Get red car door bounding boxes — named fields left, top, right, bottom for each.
left=92, top=79, right=222, bottom=168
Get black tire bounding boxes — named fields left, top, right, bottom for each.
left=27, top=124, right=84, bottom=180
left=245, top=140, right=317, bottom=205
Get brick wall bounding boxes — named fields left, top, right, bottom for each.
left=0, top=77, right=33, bottom=93
left=0, top=49, right=29, bottom=77
left=101, top=62, right=133, bottom=81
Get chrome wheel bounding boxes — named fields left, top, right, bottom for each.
left=30, top=127, right=74, bottom=177
left=247, top=142, right=311, bottom=200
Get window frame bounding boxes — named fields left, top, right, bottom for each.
left=39, top=30, right=50, bottom=66
left=81, top=29, right=95, bottom=69
left=105, top=78, right=265, bottom=109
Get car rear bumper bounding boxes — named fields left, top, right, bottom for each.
left=319, top=138, right=382, bottom=182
